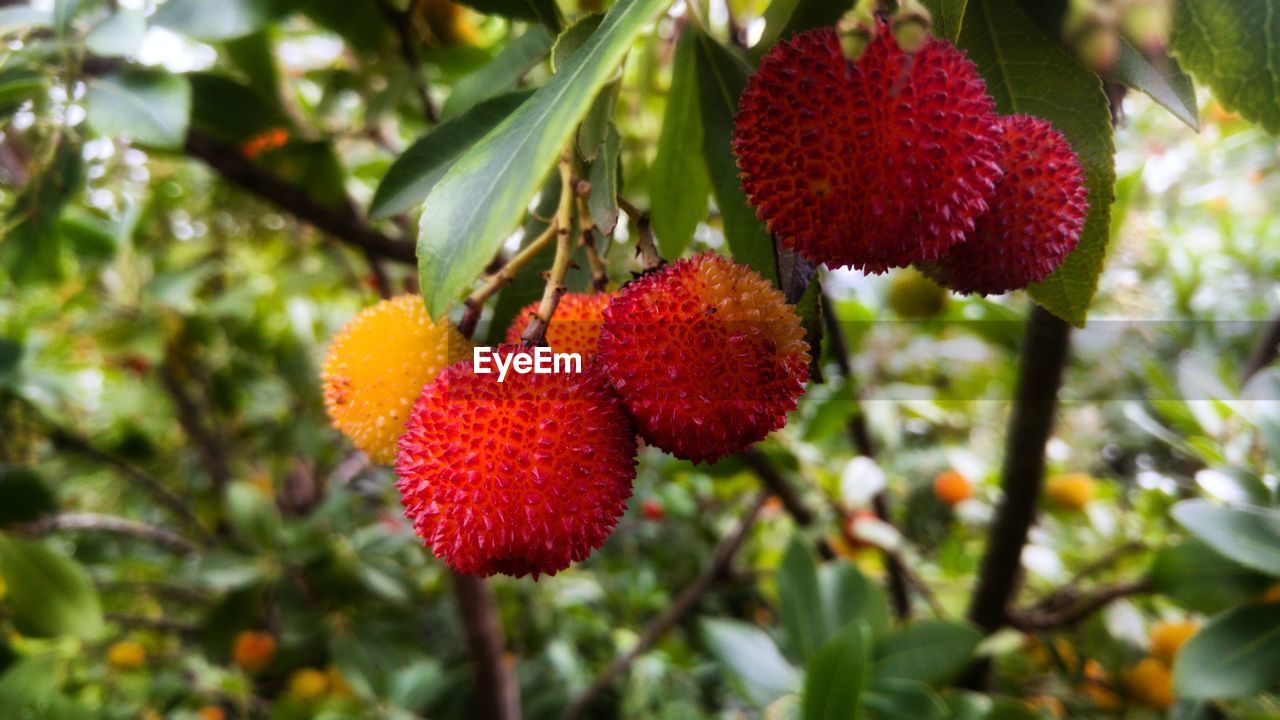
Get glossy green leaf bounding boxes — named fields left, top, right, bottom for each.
left=552, top=14, right=605, bottom=72
left=693, top=31, right=778, bottom=286
left=871, top=620, right=983, bottom=687
left=153, top=0, right=284, bottom=41
left=1171, top=0, right=1280, bottom=134
left=1109, top=40, right=1200, bottom=131
left=778, top=536, right=828, bottom=662
left=959, top=0, right=1116, bottom=327
left=1173, top=603, right=1280, bottom=698
left=84, top=8, right=146, bottom=57
left=1172, top=500, right=1280, bottom=575
left=927, top=0, right=970, bottom=43
left=703, top=618, right=802, bottom=708
left=1151, top=540, right=1275, bottom=614
left=418, top=0, right=669, bottom=319
left=587, top=123, right=620, bottom=233
left=86, top=70, right=192, bottom=150
left=441, top=26, right=553, bottom=119
left=803, top=623, right=871, bottom=720
left=371, top=90, right=533, bottom=219
left=651, top=30, right=710, bottom=259
left=0, top=538, right=103, bottom=639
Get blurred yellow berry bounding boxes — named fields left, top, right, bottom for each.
left=106, top=640, right=147, bottom=670
left=139, top=710, right=163, bottom=720
left=933, top=470, right=973, bottom=506
left=198, top=707, right=226, bottom=720
left=1031, top=636, right=1079, bottom=674
left=322, top=295, right=470, bottom=464
left=887, top=267, right=948, bottom=319
left=1150, top=619, right=1198, bottom=665
left=0, top=576, right=7, bottom=601
left=288, top=668, right=330, bottom=701
left=1045, top=473, right=1095, bottom=511
left=1208, top=102, right=1240, bottom=123
left=416, top=0, right=480, bottom=47
left=327, top=664, right=355, bottom=698
left=1261, top=583, right=1280, bottom=603
left=1079, top=660, right=1122, bottom=709
left=1124, top=657, right=1174, bottom=709
left=232, top=630, right=277, bottom=673
left=1025, top=694, right=1065, bottom=718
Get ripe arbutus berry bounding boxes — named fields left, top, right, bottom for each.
left=322, top=295, right=469, bottom=464
left=395, top=346, right=636, bottom=578
left=733, top=25, right=1003, bottom=273
left=921, top=114, right=1088, bottom=294
left=506, top=292, right=614, bottom=360
left=598, top=253, right=810, bottom=464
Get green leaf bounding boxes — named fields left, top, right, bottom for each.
left=803, top=623, right=871, bottom=720
left=1173, top=603, right=1280, bottom=699
left=820, top=561, right=892, bottom=642
left=0, top=467, right=57, bottom=527
left=1171, top=0, right=1280, bottom=134
left=153, top=0, right=283, bottom=41
left=871, top=620, right=982, bottom=688
left=0, top=537, right=103, bottom=639
left=371, top=90, right=534, bottom=220
left=693, top=31, right=778, bottom=286
left=1172, top=500, right=1280, bottom=575
left=587, top=123, right=621, bottom=234
left=703, top=618, right=802, bottom=708
left=1151, top=540, right=1275, bottom=614
left=226, top=482, right=281, bottom=549
left=864, top=678, right=948, bottom=720
left=3, top=139, right=82, bottom=285
left=441, top=26, right=554, bottom=119
left=457, top=0, right=562, bottom=31
left=920, top=0, right=970, bottom=43
left=651, top=30, right=710, bottom=259
left=552, top=14, right=605, bottom=72
left=779, top=0, right=849, bottom=42
left=0, top=7, right=52, bottom=34
left=418, top=0, right=670, bottom=319
left=84, top=8, right=146, bottom=57
left=778, top=536, right=828, bottom=663
left=958, top=0, right=1115, bottom=327
left=86, top=70, right=192, bottom=150
left=188, top=72, right=289, bottom=142
left=577, top=79, right=619, bottom=162
left=293, top=0, right=387, bottom=52
left=1109, top=40, right=1200, bottom=131
left=224, top=31, right=283, bottom=102
left=0, top=68, right=46, bottom=117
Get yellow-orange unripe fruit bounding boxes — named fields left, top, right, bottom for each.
left=1045, top=473, right=1095, bottom=511
left=198, top=707, right=226, bottom=720
left=1124, top=657, right=1174, bottom=709
left=106, top=640, right=146, bottom=670
left=322, top=295, right=469, bottom=464
left=933, top=470, right=973, bottom=506
left=232, top=630, right=277, bottom=673
left=288, top=668, right=330, bottom=701
left=1149, top=620, right=1198, bottom=665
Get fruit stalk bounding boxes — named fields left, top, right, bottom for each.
left=521, top=154, right=579, bottom=346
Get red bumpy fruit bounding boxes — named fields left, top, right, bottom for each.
left=506, top=292, right=614, bottom=361
left=395, top=346, right=636, bottom=578
left=597, top=253, right=810, bottom=464
left=921, top=114, right=1088, bottom=294
left=733, top=25, right=1003, bottom=273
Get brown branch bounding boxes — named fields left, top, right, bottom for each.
left=821, top=289, right=911, bottom=618
left=47, top=428, right=213, bottom=544
left=453, top=573, right=522, bottom=720
left=616, top=196, right=663, bottom=271
left=561, top=491, right=769, bottom=720
left=105, top=612, right=199, bottom=636
left=95, top=579, right=213, bottom=605
left=1242, top=309, right=1280, bottom=385
left=459, top=221, right=560, bottom=339
left=1008, top=579, right=1155, bottom=632
left=377, top=0, right=440, bottom=123
left=18, top=513, right=198, bottom=554
left=184, top=129, right=415, bottom=263
left=738, top=449, right=816, bottom=526
left=159, top=354, right=231, bottom=495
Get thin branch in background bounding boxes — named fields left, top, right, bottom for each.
left=820, top=289, right=911, bottom=619
left=1241, top=308, right=1280, bottom=385
left=159, top=352, right=231, bottom=496
left=562, top=490, right=770, bottom=720
left=47, top=428, right=213, bottom=544
left=105, top=612, right=200, bottom=636
left=18, top=513, right=198, bottom=554
left=377, top=0, right=440, bottom=123
left=616, top=196, right=664, bottom=271
left=458, top=220, right=559, bottom=339
left=1008, top=579, right=1155, bottom=632
left=573, top=185, right=610, bottom=292
left=453, top=573, right=522, bottom=720
left=184, top=129, right=415, bottom=263
left=95, top=579, right=214, bottom=605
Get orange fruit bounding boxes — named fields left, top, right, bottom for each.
left=232, top=630, right=277, bottom=673
left=106, top=640, right=146, bottom=670
left=933, top=470, right=973, bottom=505
left=1123, top=657, right=1174, bottom=709
left=1149, top=620, right=1198, bottom=665
left=1044, top=473, right=1095, bottom=511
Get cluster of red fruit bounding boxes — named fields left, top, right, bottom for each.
left=324, top=254, right=809, bottom=578
left=733, top=22, right=1089, bottom=294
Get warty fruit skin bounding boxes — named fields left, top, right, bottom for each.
left=733, top=24, right=1003, bottom=273
left=597, top=253, right=810, bottom=464
left=395, top=346, right=637, bottom=578
left=506, top=291, right=614, bottom=361
left=922, top=114, right=1088, bottom=295
left=322, top=295, right=470, bottom=464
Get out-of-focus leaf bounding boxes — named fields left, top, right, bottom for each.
left=371, top=90, right=534, bottom=220
left=442, top=26, right=553, bottom=119
left=864, top=678, right=948, bottom=720
left=224, top=31, right=282, bottom=102
left=871, top=620, right=982, bottom=687
left=779, top=536, right=828, bottom=662
left=84, top=8, right=146, bottom=57
left=330, top=615, right=427, bottom=700
left=1151, top=540, right=1275, bottom=614
left=1109, top=40, right=1199, bottom=130
left=153, top=0, right=284, bottom=41
left=778, top=0, right=848, bottom=44
left=0, top=7, right=51, bottom=34
left=1172, top=500, right=1280, bottom=575
left=1171, top=0, right=1280, bottom=135
left=551, top=13, right=605, bottom=71
left=188, top=72, right=289, bottom=142
left=920, top=0, right=970, bottom=43
left=86, top=70, right=192, bottom=149
left=293, top=0, right=387, bottom=52
left=821, top=561, right=892, bottom=642
left=587, top=123, right=620, bottom=234
left=418, top=0, right=669, bottom=319
left=3, top=139, right=82, bottom=285
left=0, top=467, right=56, bottom=527
left=702, top=618, right=802, bottom=707
left=0, top=655, right=88, bottom=719
left=1195, top=467, right=1272, bottom=506
left=1173, top=603, right=1280, bottom=698
left=802, top=622, right=870, bottom=720
left=693, top=31, right=778, bottom=286
left=959, top=0, right=1115, bottom=327
left=456, top=0, right=562, bottom=31
left=651, top=30, right=709, bottom=259
left=0, top=537, right=103, bottom=640
left=226, top=482, right=281, bottom=549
